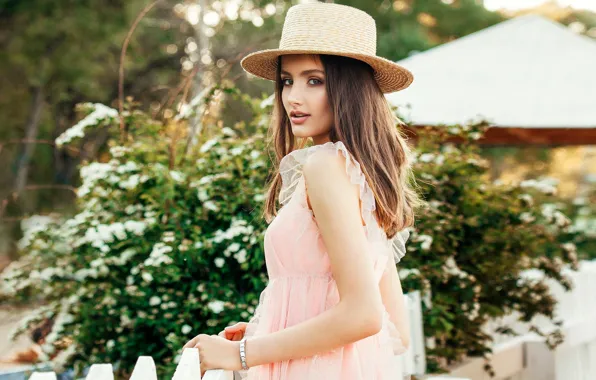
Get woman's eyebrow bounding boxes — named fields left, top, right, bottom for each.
left=280, top=69, right=325, bottom=76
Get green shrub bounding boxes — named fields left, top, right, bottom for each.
left=399, top=122, right=581, bottom=373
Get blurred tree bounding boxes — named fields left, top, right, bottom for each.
left=0, top=0, right=190, bottom=257
left=337, top=0, right=504, bottom=60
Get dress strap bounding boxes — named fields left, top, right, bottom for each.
left=278, top=141, right=409, bottom=264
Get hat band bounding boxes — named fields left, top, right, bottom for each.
left=279, top=33, right=376, bottom=56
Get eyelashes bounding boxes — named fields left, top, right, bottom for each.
left=280, top=78, right=324, bottom=86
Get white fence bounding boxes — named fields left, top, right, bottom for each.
left=449, top=259, right=596, bottom=380
left=16, top=261, right=596, bottom=380
left=20, top=292, right=428, bottom=380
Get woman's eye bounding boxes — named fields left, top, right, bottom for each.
left=280, top=78, right=323, bottom=86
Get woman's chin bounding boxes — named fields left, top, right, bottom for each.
left=291, top=126, right=311, bottom=137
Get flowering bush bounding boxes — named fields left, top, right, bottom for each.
left=558, top=188, right=596, bottom=260
left=1, top=87, right=272, bottom=378
left=398, top=122, right=581, bottom=373
left=0, top=88, right=586, bottom=377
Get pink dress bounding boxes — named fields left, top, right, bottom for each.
left=238, top=140, right=410, bottom=380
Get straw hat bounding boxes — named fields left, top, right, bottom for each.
left=240, top=2, right=414, bottom=94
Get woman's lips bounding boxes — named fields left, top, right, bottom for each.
left=290, top=115, right=310, bottom=125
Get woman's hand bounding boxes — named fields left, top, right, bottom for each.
left=218, top=322, right=248, bottom=341
left=183, top=334, right=243, bottom=377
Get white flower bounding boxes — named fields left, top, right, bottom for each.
left=120, top=174, right=140, bottom=189
left=573, top=197, right=587, bottom=206
left=518, top=194, right=534, bottom=207
left=419, top=153, right=435, bottom=163
left=561, top=242, right=577, bottom=253
left=234, top=249, right=247, bottom=264
left=214, top=258, right=225, bottom=268
left=553, top=211, right=571, bottom=228
left=200, top=138, right=218, bottom=153
left=145, top=243, right=174, bottom=267
left=520, top=178, right=558, bottom=195
left=149, top=296, right=161, bottom=306
left=207, top=300, right=225, bottom=314
left=443, top=257, right=468, bottom=279
left=222, top=127, right=236, bottom=136
left=230, top=147, right=243, bottom=156
left=417, top=235, right=433, bottom=251
left=519, top=212, right=535, bottom=223
left=124, top=220, right=146, bottom=236
left=116, top=161, right=139, bottom=174
left=109, top=146, right=130, bottom=158
left=55, top=103, right=118, bottom=147
left=170, top=170, right=186, bottom=183
left=106, top=340, right=115, bottom=349
left=162, top=232, right=176, bottom=243
left=203, top=201, right=220, bottom=212
left=197, top=189, right=209, bottom=202
left=260, top=94, right=274, bottom=109
left=398, top=268, right=420, bottom=279
left=142, top=272, right=153, bottom=283
left=18, top=215, right=56, bottom=250
left=111, top=222, right=127, bottom=240
left=181, top=325, right=192, bottom=335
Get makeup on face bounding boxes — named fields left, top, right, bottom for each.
left=280, top=55, right=333, bottom=141
left=281, top=69, right=325, bottom=125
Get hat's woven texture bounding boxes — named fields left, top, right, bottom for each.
left=241, top=3, right=414, bottom=93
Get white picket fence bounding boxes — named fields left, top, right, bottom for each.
left=22, top=260, right=596, bottom=380
left=27, top=348, right=231, bottom=380
left=23, top=292, right=430, bottom=380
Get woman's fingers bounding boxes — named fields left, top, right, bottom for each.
left=182, top=335, right=199, bottom=349
left=225, top=322, right=246, bottom=331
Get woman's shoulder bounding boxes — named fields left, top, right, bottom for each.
left=279, top=140, right=352, bottom=172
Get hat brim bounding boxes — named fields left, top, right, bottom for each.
left=240, top=48, right=414, bottom=94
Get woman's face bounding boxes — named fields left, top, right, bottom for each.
left=280, top=54, right=333, bottom=145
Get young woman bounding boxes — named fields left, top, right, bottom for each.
left=183, top=3, right=422, bottom=379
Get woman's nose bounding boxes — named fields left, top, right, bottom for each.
left=287, top=84, right=304, bottom=105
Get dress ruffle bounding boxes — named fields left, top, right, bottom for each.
left=278, top=140, right=409, bottom=264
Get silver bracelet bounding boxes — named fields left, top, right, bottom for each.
left=239, top=337, right=249, bottom=370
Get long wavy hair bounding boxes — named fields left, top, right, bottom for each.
left=262, top=54, right=424, bottom=239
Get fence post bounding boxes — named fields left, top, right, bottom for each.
left=130, top=356, right=157, bottom=380
left=406, top=290, right=426, bottom=376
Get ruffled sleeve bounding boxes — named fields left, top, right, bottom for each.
left=278, top=141, right=409, bottom=265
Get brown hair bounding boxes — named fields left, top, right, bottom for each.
left=262, top=54, right=424, bottom=239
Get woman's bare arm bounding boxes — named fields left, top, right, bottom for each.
left=379, top=257, right=410, bottom=349
left=244, top=151, right=385, bottom=367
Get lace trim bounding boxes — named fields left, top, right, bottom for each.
left=278, top=141, right=409, bottom=264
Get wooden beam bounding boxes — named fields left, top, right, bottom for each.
left=403, top=125, right=596, bottom=146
